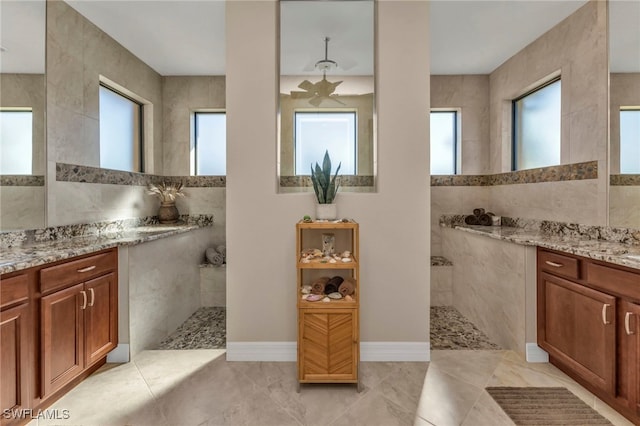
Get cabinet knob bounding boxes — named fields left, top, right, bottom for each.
left=625, top=312, right=635, bottom=335
left=601, top=303, right=611, bottom=325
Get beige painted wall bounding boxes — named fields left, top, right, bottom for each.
left=226, top=1, right=430, bottom=357
left=610, top=73, right=640, bottom=174
left=487, top=0, right=608, bottom=225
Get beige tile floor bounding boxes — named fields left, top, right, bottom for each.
left=27, top=349, right=633, bottom=426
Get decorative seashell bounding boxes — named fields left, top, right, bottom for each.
left=341, top=251, right=351, bottom=258
left=301, top=285, right=311, bottom=294
left=328, top=292, right=343, bottom=299
left=302, top=258, right=310, bottom=263
left=301, top=295, right=308, bottom=300
left=312, top=249, right=323, bottom=257
left=329, top=258, right=337, bottom=264
left=345, top=295, right=353, bottom=301
left=341, top=258, right=351, bottom=262
left=322, top=297, right=331, bottom=302
left=306, top=294, right=323, bottom=302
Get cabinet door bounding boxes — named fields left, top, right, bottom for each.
left=619, top=300, right=640, bottom=416
left=1, top=303, right=30, bottom=424
left=85, top=273, right=117, bottom=366
left=41, top=283, right=85, bottom=398
left=538, top=272, right=616, bottom=394
left=299, top=309, right=358, bottom=382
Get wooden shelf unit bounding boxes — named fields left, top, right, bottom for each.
left=296, top=220, right=360, bottom=389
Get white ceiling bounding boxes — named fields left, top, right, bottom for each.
left=1, top=0, right=638, bottom=75
left=0, top=0, right=46, bottom=74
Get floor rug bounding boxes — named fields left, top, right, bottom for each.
left=486, top=387, right=613, bottom=425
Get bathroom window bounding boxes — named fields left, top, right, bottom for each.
left=513, top=78, right=561, bottom=171
left=430, top=110, right=459, bottom=175
left=192, top=111, right=226, bottom=175
left=620, top=109, right=640, bottom=174
left=99, top=84, right=143, bottom=172
left=0, top=109, right=32, bottom=174
left=294, top=111, right=356, bottom=175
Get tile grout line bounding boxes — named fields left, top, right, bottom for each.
left=131, top=355, right=173, bottom=426
left=458, top=350, right=513, bottom=426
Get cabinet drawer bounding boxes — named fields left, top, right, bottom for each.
left=587, top=262, right=640, bottom=301
left=40, top=250, right=117, bottom=295
left=0, top=273, right=29, bottom=309
left=539, top=250, right=580, bottom=280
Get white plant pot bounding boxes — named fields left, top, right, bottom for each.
left=316, top=203, right=337, bottom=220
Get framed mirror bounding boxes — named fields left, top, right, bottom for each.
left=609, top=0, right=640, bottom=229
left=278, top=0, right=376, bottom=193
left=0, top=0, right=46, bottom=231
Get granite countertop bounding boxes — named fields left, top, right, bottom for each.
left=0, top=222, right=208, bottom=275
left=442, top=223, right=640, bottom=271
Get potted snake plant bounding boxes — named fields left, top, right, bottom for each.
left=311, top=150, right=341, bottom=220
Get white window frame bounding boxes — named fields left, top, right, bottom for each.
left=293, top=109, right=358, bottom=176
left=430, top=108, right=461, bottom=175
left=191, top=109, right=226, bottom=176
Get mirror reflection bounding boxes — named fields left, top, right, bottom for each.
left=609, top=0, right=640, bottom=229
left=279, top=0, right=375, bottom=193
left=0, top=0, right=46, bottom=231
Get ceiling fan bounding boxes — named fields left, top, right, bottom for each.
left=290, top=37, right=345, bottom=107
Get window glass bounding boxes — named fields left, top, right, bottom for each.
left=0, top=110, right=32, bottom=174
left=430, top=111, right=457, bottom=174
left=295, top=111, right=356, bottom=175
left=513, top=79, right=561, bottom=170
left=193, top=112, right=226, bottom=175
left=99, top=85, right=142, bottom=172
left=620, top=109, right=640, bottom=174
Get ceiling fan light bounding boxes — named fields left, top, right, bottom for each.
left=315, top=59, right=337, bottom=71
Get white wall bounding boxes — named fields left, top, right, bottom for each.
left=226, top=1, right=430, bottom=361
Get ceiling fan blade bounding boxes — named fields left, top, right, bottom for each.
left=297, top=80, right=315, bottom=91
left=291, top=90, right=314, bottom=99
left=308, top=96, right=323, bottom=107
left=329, top=95, right=346, bottom=106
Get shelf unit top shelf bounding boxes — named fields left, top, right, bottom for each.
left=296, top=220, right=359, bottom=230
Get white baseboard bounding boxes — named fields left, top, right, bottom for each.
left=226, top=341, right=430, bottom=362
left=526, top=343, right=549, bottom=363
left=226, top=342, right=297, bottom=361
left=106, top=344, right=130, bottom=363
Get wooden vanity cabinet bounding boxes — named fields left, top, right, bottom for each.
left=537, top=247, right=640, bottom=424
left=0, top=247, right=117, bottom=425
left=1, top=273, right=33, bottom=426
left=40, top=249, right=118, bottom=398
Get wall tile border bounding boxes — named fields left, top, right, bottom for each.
left=56, top=163, right=225, bottom=187
left=431, top=161, right=598, bottom=187
left=0, top=175, right=45, bottom=187
left=279, top=175, right=374, bottom=187
left=611, top=174, right=640, bottom=186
